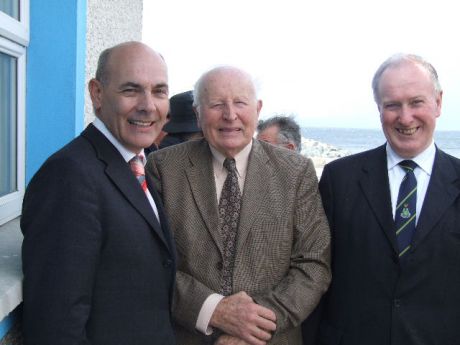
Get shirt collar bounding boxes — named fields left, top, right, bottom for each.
left=386, top=140, right=436, bottom=175
left=93, top=117, right=145, bottom=164
left=209, top=140, right=253, bottom=177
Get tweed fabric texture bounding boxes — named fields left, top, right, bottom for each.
left=147, top=139, right=331, bottom=345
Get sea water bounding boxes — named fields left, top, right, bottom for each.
left=302, top=127, right=460, bottom=158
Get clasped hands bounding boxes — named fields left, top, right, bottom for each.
left=210, top=291, right=277, bottom=345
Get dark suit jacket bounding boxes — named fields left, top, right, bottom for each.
left=316, top=145, right=460, bottom=345
left=21, top=124, right=176, bottom=345
left=147, top=139, right=331, bottom=345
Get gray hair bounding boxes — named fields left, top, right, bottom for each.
left=372, top=53, right=442, bottom=105
left=257, top=115, right=302, bottom=152
left=193, top=65, right=259, bottom=110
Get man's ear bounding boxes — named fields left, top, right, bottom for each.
left=193, top=105, right=202, bottom=129
left=285, top=142, right=296, bottom=151
left=89, top=78, right=103, bottom=115
left=256, top=99, right=263, bottom=116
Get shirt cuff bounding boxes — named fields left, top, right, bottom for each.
left=195, top=293, right=225, bottom=335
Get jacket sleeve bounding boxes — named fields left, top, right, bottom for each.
left=253, top=158, right=332, bottom=334
left=21, top=156, right=101, bottom=345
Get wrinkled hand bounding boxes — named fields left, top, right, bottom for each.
left=210, top=291, right=276, bottom=345
left=215, top=334, right=251, bottom=345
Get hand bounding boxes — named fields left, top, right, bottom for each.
left=215, top=334, right=252, bottom=345
left=210, top=291, right=276, bottom=345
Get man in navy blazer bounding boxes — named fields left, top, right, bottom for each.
left=314, top=54, right=460, bottom=344
left=21, top=42, right=176, bottom=345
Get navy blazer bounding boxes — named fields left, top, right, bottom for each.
left=316, top=145, right=460, bottom=345
left=21, top=124, right=176, bottom=345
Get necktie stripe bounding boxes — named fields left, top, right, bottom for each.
left=399, top=245, right=411, bottom=257
left=396, top=214, right=416, bottom=235
left=396, top=187, right=417, bottom=209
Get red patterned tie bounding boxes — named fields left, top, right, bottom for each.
left=129, top=155, right=147, bottom=192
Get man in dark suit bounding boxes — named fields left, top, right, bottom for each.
left=21, top=41, right=176, bottom=345
left=147, top=66, right=331, bottom=345
left=315, top=54, right=460, bottom=344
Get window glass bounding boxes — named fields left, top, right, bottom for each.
left=0, top=0, right=19, bottom=20
left=0, top=51, right=17, bottom=198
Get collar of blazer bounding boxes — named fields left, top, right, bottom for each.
left=359, top=144, right=460, bottom=255
left=413, top=147, right=460, bottom=249
left=81, top=124, right=173, bottom=253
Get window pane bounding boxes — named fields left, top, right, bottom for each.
left=0, top=0, right=19, bottom=20
left=0, top=51, right=17, bottom=197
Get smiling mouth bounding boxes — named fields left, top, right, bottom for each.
left=219, top=128, right=241, bottom=133
left=397, top=127, right=419, bottom=135
left=128, top=119, right=153, bottom=127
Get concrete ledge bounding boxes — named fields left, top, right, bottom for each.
left=0, top=218, right=23, bottom=321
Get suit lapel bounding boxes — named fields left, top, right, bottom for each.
left=359, top=145, right=399, bottom=254
left=184, top=141, right=222, bottom=253
left=412, top=149, right=460, bottom=249
left=236, top=141, right=271, bottom=256
left=82, top=124, right=170, bottom=250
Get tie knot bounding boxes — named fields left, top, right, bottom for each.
left=399, top=160, right=417, bottom=173
left=223, top=158, right=237, bottom=173
left=129, top=155, right=145, bottom=177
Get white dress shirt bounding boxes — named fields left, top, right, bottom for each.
left=195, top=141, right=253, bottom=335
left=386, top=141, right=436, bottom=225
left=92, top=118, right=160, bottom=221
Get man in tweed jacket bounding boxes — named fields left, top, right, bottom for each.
left=147, top=66, right=331, bottom=345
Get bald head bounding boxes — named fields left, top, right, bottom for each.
left=89, top=41, right=169, bottom=154
left=96, top=41, right=165, bottom=86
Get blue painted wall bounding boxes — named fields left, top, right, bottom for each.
left=26, top=0, right=87, bottom=183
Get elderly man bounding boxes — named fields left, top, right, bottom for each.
left=21, top=42, right=176, bottom=345
left=315, top=54, right=460, bottom=344
left=147, top=66, right=331, bottom=345
left=257, top=115, right=302, bottom=152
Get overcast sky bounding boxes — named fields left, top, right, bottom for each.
left=142, top=0, right=459, bottom=130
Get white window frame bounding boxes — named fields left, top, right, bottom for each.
left=0, top=0, right=29, bottom=46
left=0, top=0, right=29, bottom=225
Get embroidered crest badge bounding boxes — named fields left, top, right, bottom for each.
left=400, top=204, right=411, bottom=219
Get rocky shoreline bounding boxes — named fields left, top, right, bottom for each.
left=300, top=137, right=351, bottom=175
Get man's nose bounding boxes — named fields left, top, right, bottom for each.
left=222, top=104, right=237, bottom=121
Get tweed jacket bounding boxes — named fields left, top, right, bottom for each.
left=147, top=138, right=331, bottom=345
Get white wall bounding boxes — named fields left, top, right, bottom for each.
left=84, top=0, right=143, bottom=125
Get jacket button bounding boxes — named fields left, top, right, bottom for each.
left=216, top=261, right=223, bottom=270
left=393, top=299, right=401, bottom=307
left=163, top=259, right=172, bottom=268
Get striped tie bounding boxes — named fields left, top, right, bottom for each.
left=395, top=160, right=417, bottom=258
left=129, top=155, right=148, bottom=192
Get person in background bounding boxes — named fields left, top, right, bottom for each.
left=21, top=41, right=176, bottom=345
left=313, top=53, right=460, bottom=344
left=159, top=90, right=203, bottom=149
left=147, top=65, right=331, bottom=345
left=256, top=115, right=302, bottom=152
